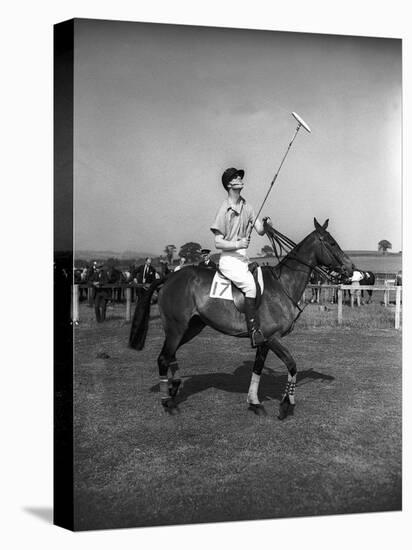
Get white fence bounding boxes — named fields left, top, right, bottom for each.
left=305, top=284, right=402, bottom=330
left=72, top=283, right=402, bottom=330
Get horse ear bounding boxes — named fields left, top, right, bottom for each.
left=322, top=219, right=329, bottom=230
left=314, top=218, right=321, bottom=230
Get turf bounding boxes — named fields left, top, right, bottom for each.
left=73, top=303, right=402, bottom=530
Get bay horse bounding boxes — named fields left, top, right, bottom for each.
left=129, top=219, right=353, bottom=419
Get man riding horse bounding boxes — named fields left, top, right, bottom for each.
left=129, top=112, right=354, bottom=418
left=211, top=167, right=271, bottom=348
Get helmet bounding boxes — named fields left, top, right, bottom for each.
left=221, top=167, right=245, bottom=190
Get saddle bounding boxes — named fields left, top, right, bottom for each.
left=212, top=262, right=263, bottom=313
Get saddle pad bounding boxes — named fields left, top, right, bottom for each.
left=209, top=268, right=264, bottom=301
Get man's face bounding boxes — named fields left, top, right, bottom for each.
left=146, top=258, right=151, bottom=266
left=202, top=253, right=210, bottom=261
left=228, top=175, right=244, bottom=190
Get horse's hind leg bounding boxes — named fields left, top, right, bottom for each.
left=178, top=316, right=206, bottom=348
left=158, top=317, right=206, bottom=407
left=158, top=324, right=185, bottom=407
left=266, top=334, right=297, bottom=419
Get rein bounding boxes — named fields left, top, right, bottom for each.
left=264, top=223, right=343, bottom=284
left=263, top=223, right=344, bottom=316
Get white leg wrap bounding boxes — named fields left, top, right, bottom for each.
left=286, top=373, right=297, bottom=404
left=247, top=372, right=261, bottom=405
left=160, top=378, right=169, bottom=399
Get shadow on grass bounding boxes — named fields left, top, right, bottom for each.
left=150, top=362, right=334, bottom=403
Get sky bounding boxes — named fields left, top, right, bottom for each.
left=74, top=19, right=402, bottom=257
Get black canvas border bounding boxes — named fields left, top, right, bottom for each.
left=53, top=18, right=75, bottom=531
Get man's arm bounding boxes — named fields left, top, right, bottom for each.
left=252, top=218, right=265, bottom=236
left=251, top=213, right=272, bottom=236
left=214, top=233, right=249, bottom=251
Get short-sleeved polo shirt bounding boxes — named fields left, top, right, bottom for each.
left=210, top=197, right=255, bottom=257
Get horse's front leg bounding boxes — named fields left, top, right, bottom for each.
left=247, top=343, right=269, bottom=414
left=266, top=334, right=297, bottom=420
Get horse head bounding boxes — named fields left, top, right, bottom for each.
left=312, top=218, right=353, bottom=277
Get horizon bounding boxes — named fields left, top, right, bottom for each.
left=73, top=246, right=402, bottom=262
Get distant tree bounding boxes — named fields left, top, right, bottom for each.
left=378, top=240, right=392, bottom=255
left=179, top=242, right=202, bottom=263
left=261, top=245, right=275, bottom=257
left=164, top=244, right=177, bottom=264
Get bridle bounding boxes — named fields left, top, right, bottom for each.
left=317, top=233, right=348, bottom=276
left=264, top=225, right=348, bottom=316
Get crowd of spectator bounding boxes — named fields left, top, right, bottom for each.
left=72, top=252, right=212, bottom=322
left=71, top=252, right=403, bottom=323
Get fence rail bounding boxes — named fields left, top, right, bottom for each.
left=305, top=284, right=402, bottom=329
left=72, top=283, right=148, bottom=323
left=71, top=283, right=402, bottom=330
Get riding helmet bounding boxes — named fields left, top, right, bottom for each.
left=221, top=167, right=245, bottom=190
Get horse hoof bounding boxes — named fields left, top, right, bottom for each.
left=168, top=379, right=181, bottom=398
left=161, top=398, right=177, bottom=412
left=248, top=404, right=266, bottom=416
left=278, top=396, right=293, bottom=420
left=278, top=402, right=295, bottom=420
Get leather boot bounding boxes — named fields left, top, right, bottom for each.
left=244, top=297, right=266, bottom=348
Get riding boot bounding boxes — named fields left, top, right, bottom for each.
left=244, top=297, right=266, bottom=348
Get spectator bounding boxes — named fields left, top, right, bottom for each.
left=396, top=270, right=402, bottom=286
left=86, top=261, right=99, bottom=281
left=132, top=257, right=158, bottom=301
left=349, top=268, right=364, bottom=307
left=92, top=265, right=111, bottom=322
left=198, top=248, right=217, bottom=269
left=85, top=261, right=99, bottom=305
left=133, top=257, right=157, bottom=285
left=159, top=258, right=171, bottom=277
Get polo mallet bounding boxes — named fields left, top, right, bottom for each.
left=248, top=111, right=311, bottom=237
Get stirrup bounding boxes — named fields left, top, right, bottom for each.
left=250, top=329, right=266, bottom=348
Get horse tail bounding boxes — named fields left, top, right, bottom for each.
left=128, top=278, right=165, bottom=350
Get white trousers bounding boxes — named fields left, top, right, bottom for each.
left=219, top=254, right=256, bottom=298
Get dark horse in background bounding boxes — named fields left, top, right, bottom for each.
left=129, top=219, right=353, bottom=419
left=339, top=269, right=375, bottom=304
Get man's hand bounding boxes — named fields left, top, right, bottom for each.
left=237, top=237, right=250, bottom=249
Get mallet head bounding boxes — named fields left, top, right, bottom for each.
left=292, top=112, right=312, bottom=133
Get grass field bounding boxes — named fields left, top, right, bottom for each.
left=73, top=301, right=402, bottom=530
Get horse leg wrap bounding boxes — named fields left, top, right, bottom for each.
left=160, top=378, right=170, bottom=401
left=283, top=374, right=297, bottom=405
left=247, top=373, right=261, bottom=405
left=168, top=376, right=181, bottom=398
